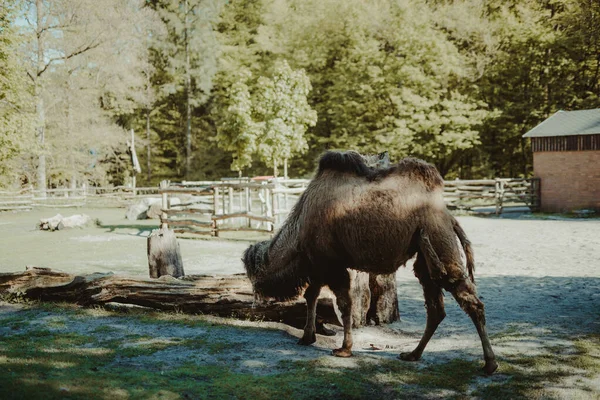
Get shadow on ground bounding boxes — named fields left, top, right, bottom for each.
left=0, top=274, right=598, bottom=399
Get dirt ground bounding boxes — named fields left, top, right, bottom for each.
left=1, top=207, right=599, bottom=398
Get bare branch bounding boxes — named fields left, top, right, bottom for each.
left=37, top=41, right=102, bottom=77
left=0, top=99, right=21, bottom=112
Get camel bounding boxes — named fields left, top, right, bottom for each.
left=243, top=150, right=498, bottom=375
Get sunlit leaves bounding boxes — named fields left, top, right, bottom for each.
left=217, top=60, right=317, bottom=174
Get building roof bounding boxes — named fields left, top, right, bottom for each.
left=523, top=109, right=600, bottom=138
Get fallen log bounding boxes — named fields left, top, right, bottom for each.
left=38, top=214, right=93, bottom=231
left=0, top=267, right=340, bottom=334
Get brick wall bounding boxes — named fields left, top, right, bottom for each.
left=533, top=150, right=600, bottom=212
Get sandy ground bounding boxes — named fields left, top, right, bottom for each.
left=1, top=207, right=599, bottom=397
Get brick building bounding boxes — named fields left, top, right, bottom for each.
left=523, top=109, right=600, bottom=213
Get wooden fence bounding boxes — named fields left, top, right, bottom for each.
left=0, top=177, right=540, bottom=236
left=159, top=179, right=308, bottom=237
left=159, top=177, right=540, bottom=237
left=444, top=178, right=540, bottom=214
left=0, top=186, right=159, bottom=211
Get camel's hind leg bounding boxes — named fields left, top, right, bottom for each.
left=327, top=268, right=353, bottom=357
left=399, top=253, right=445, bottom=361
left=449, top=278, right=498, bottom=375
left=298, top=283, right=322, bottom=345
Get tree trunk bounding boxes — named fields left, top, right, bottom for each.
left=367, top=272, right=400, bottom=325
left=348, top=271, right=371, bottom=327
left=146, top=107, right=151, bottom=181
left=147, top=227, right=185, bottom=278
left=184, top=0, right=192, bottom=179
left=35, top=0, right=46, bottom=197
left=347, top=271, right=400, bottom=327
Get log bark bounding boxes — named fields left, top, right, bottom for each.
left=367, top=272, right=400, bottom=324
left=347, top=271, right=400, bottom=327
left=0, top=267, right=400, bottom=332
left=0, top=267, right=340, bottom=334
left=147, top=227, right=185, bottom=278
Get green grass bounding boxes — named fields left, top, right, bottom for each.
left=1, top=303, right=598, bottom=399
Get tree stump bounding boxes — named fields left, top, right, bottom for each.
left=341, top=271, right=400, bottom=328
left=147, top=227, right=185, bottom=278
left=367, top=272, right=400, bottom=325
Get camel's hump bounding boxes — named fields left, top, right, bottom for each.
left=317, top=151, right=372, bottom=177
left=317, top=150, right=443, bottom=190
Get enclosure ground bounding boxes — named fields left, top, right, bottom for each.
left=1, top=207, right=599, bottom=399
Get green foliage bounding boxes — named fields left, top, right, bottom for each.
left=253, top=60, right=317, bottom=174
left=0, top=1, right=34, bottom=186
left=249, top=0, right=492, bottom=176
left=216, top=61, right=317, bottom=175
left=216, top=72, right=261, bottom=172
left=4, top=0, right=600, bottom=184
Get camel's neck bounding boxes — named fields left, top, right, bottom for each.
left=250, top=202, right=308, bottom=301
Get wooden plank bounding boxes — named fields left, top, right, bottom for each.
left=212, top=212, right=275, bottom=223
left=160, top=187, right=213, bottom=195
left=32, top=203, right=86, bottom=208
left=455, top=186, right=495, bottom=192
left=443, top=193, right=496, bottom=199
left=213, top=227, right=272, bottom=233
left=443, top=179, right=497, bottom=186
left=0, top=200, right=34, bottom=205
left=163, top=208, right=213, bottom=215
left=165, top=219, right=213, bottom=227
left=210, top=182, right=276, bottom=190
left=173, top=229, right=213, bottom=235
left=0, top=205, right=33, bottom=211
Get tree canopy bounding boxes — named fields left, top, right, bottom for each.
left=1, top=0, right=599, bottom=188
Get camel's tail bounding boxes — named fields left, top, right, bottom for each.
left=451, top=217, right=475, bottom=283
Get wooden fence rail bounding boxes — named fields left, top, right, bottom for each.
left=159, top=177, right=540, bottom=237
left=1, top=178, right=540, bottom=236
left=0, top=186, right=160, bottom=211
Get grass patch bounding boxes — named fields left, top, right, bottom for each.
left=474, top=334, right=600, bottom=399
left=1, top=303, right=598, bottom=399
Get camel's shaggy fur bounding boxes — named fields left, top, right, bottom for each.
left=243, top=150, right=497, bottom=375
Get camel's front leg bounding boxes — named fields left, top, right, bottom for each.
left=298, top=283, right=321, bottom=345
left=329, top=269, right=353, bottom=357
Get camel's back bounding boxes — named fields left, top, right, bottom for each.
left=296, top=152, right=448, bottom=271
left=310, top=152, right=446, bottom=219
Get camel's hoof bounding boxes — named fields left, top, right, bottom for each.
left=483, top=360, right=499, bottom=375
left=398, top=351, right=421, bottom=362
left=332, top=348, right=352, bottom=358
left=297, top=335, right=316, bottom=346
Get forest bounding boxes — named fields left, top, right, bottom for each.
left=1, top=0, right=599, bottom=190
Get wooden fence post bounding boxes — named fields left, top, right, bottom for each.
left=159, top=180, right=170, bottom=229
left=495, top=179, right=505, bottom=215
left=266, top=187, right=273, bottom=231
left=221, top=187, right=226, bottom=217
left=245, top=187, right=251, bottom=228
left=213, top=186, right=220, bottom=236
